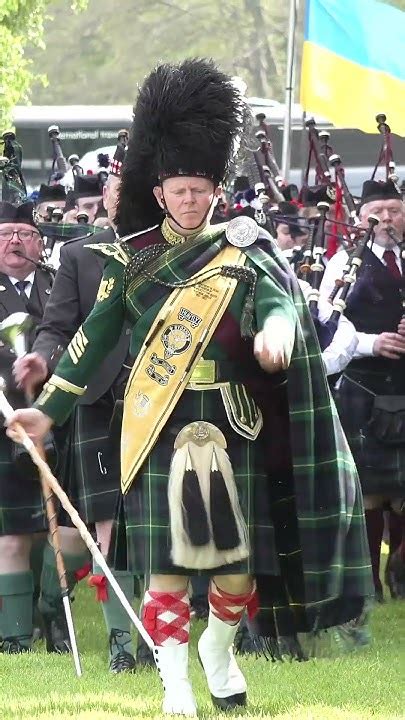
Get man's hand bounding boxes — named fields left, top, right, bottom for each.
left=254, top=316, right=294, bottom=373
left=373, top=332, right=405, bottom=360
left=5, top=408, right=53, bottom=445
left=13, top=353, right=48, bottom=395
left=397, top=318, right=405, bottom=337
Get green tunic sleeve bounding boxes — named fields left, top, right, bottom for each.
left=254, top=269, right=298, bottom=333
left=34, top=251, right=126, bottom=425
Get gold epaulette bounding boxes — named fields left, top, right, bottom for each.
left=84, top=243, right=131, bottom=267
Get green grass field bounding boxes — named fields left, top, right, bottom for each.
left=0, top=584, right=404, bottom=720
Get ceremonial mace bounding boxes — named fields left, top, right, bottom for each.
left=0, top=313, right=82, bottom=675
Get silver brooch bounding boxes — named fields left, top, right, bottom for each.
left=225, top=216, right=259, bottom=247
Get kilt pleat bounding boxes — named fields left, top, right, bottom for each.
left=109, top=379, right=371, bottom=634
left=0, top=432, right=46, bottom=535
left=335, top=373, right=405, bottom=496
left=111, top=385, right=278, bottom=577
left=59, top=398, right=119, bottom=525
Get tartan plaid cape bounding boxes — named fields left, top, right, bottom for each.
left=35, top=223, right=372, bottom=635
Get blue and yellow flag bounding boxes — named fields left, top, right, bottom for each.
left=300, top=0, right=405, bottom=135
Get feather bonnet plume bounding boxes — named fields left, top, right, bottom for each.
left=117, top=58, right=249, bottom=236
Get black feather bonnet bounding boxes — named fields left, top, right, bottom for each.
left=117, top=58, right=248, bottom=236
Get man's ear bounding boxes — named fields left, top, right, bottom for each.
left=153, top=185, right=164, bottom=209
left=215, top=185, right=223, bottom=198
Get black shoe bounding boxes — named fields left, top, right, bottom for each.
left=0, top=637, right=30, bottom=654
left=109, top=629, right=137, bottom=673
left=109, top=651, right=136, bottom=674
left=211, top=692, right=247, bottom=711
left=42, top=610, right=71, bottom=654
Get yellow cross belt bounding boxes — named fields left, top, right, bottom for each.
left=120, top=244, right=245, bottom=494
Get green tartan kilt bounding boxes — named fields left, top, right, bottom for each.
left=110, top=385, right=280, bottom=577
left=0, top=431, right=46, bottom=535
left=335, top=372, right=405, bottom=497
left=59, top=398, right=119, bottom=526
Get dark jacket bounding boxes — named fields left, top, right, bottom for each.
left=0, top=268, right=53, bottom=407
left=33, top=227, right=130, bottom=405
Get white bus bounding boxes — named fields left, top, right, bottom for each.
left=12, top=102, right=404, bottom=195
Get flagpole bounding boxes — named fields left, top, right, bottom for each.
left=281, top=0, right=300, bottom=181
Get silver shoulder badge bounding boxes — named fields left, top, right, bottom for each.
left=225, top=216, right=259, bottom=248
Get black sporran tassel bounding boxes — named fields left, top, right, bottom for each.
left=240, top=294, right=256, bottom=339
left=182, top=449, right=210, bottom=546
left=210, top=448, right=240, bottom=550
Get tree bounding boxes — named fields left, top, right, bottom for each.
left=0, top=0, right=85, bottom=129
left=26, top=0, right=298, bottom=103
left=25, top=0, right=405, bottom=106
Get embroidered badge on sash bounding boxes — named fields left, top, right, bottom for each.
left=146, top=320, right=194, bottom=386
left=178, top=307, right=202, bottom=329
left=132, top=390, right=151, bottom=418
left=162, top=324, right=192, bottom=359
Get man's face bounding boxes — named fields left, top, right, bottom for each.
left=103, top=175, right=120, bottom=225
left=63, top=207, right=78, bottom=224
left=77, top=195, right=102, bottom=224
left=153, top=176, right=218, bottom=232
left=0, top=222, right=42, bottom=277
left=36, top=199, right=66, bottom=222
left=360, top=198, right=404, bottom=247
left=276, top=223, right=295, bottom=251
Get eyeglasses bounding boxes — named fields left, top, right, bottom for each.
left=0, top=229, right=40, bottom=242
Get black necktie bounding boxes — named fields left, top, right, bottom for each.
left=15, top=280, right=29, bottom=300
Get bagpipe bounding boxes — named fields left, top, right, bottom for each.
left=327, top=110, right=403, bottom=306
left=48, top=124, right=69, bottom=181
left=68, top=153, right=84, bottom=179
left=372, top=113, right=401, bottom=192
left=297, top=119, right=363, bottom=314
left=252, top=113, right=298, bottom=205
left=0, top=130, right=27, bottom=203
left=304, top=118, right=334, bottom=188
left=306, top=201, right=331, bottom=314
left=328, top=215, right=380, bottom=328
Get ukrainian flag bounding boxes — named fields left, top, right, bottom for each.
left=300, top=0, right=405, bottom=135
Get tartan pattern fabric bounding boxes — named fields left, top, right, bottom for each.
left=37, top=222, right=103, bottom=242
left=110, top=385, right=270, bottom=577
left=143, top=590, right=190, bottom=646
left=0, top=432, right=46, bottom=535
left=34, top=223, right=373, bottom=635
left=335, top=372, right=405, bottom=496
left=59, top=400, right=119, bottom=525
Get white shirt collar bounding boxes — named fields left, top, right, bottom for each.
left=371, top=242, right=400, bottom=260
left=9, top=271, right=35, bottom=287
